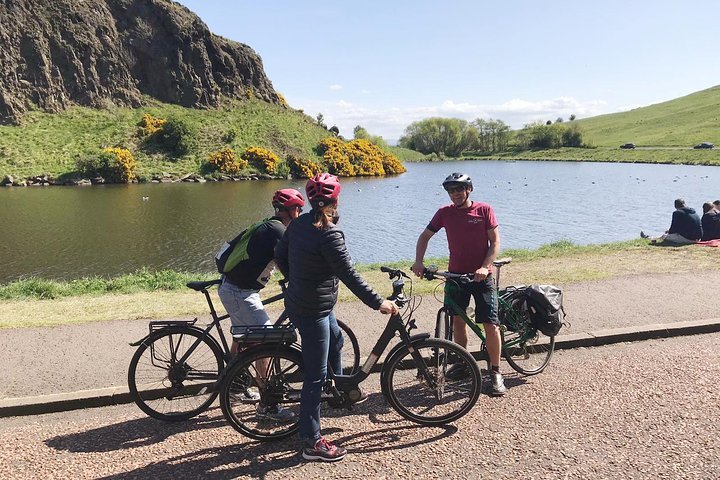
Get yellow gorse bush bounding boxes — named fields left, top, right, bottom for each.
left=139, top=113, right=167, bottom=136
left=316, top=137, right=406, bottom=176
left=242, top=146, right=280, bottom=175
left=102, top=147, right=137, bottom=182
left=286, top=154, right=321, bottom=178
left=208, top=147, right=247, bottom=175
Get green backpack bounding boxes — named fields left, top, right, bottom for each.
left=214, top=217, right=279, bottom=274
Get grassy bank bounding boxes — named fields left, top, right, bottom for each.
left=465, top=147, right=720, bottom=166
left=2, top=239, right=718, bottom=328
left=0, top=98, right=422, bottom=179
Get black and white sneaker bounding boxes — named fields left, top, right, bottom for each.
left=490, top=372, right=507, bottom=396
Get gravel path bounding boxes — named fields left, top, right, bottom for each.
left=1, top=271, right=719, bottom=399
left=1, top=334, right=718, bottom=479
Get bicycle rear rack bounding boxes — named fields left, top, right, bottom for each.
left=149, top=318, right=198, bottom=333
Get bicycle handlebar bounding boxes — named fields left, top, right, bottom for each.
left=422, top=267, right=474, bottom=284
left=380, top=266, right=410, bottom=279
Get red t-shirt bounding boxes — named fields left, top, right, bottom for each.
left=428, top=201, right=498, bottom=274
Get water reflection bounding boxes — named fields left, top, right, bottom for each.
left=0, top=160, right=717, bottom=282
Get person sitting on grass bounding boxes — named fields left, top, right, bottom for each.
left=701, top=201, right=720, bottom=241
left=642, top=198, right=702, bottom=245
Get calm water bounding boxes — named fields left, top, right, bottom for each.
left=0, top=160, right=718, bottom=282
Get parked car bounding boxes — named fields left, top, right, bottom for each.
left=620, top=143, right=636, bottom=149
left=693, top=142, right=714, bottom=149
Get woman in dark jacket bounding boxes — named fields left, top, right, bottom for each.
left=275, top=172, right=397, bottom=462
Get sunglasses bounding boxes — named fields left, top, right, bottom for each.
left=444, top=185, right=467, bottom=194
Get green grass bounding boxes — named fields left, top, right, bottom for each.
left=0, top=98, right=336, bottom=179
left=0, top=239, right=661, bottom=301
left=574, top=85, right=720, bottom=148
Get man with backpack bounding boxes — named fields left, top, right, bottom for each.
left=217, top=188, right=305, bottom=420
left=411, top=172, right=506, bottom=396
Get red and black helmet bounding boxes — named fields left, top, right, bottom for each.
left=305, top=173, right=341, bottom=203
left=272, top=188, right=305, bottom=209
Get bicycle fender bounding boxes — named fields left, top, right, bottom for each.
left=128, top=325, right=219, bottom=351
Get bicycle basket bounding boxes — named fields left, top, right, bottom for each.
left=230, top=324, right=297, bottom=345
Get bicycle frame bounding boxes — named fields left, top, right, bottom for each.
left=131, top=279, right=287, bottom=376
left=331, top=311, right=433, bottom=394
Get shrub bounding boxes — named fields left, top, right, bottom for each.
left=346, top=139, right=385, bottom=176
left=286, top=154, right=322, bottom=178
left=207, top=147, right=247, bottom=175
left=316, top=137, right=405, bottom=176
left=242, top=146, right=280, bottom=175
left=153, top=117, right=195, bottom=156
left=138, top=113, right=166, bottom=136
left=76, top=148, right=137, bottom=183
left=317, top=137, right=355, bottom=176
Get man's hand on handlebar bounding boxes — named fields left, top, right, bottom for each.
left=473, top=267, right=489, bottom=282
left=411, top=261, right=425, bottom=278
left=379, top=299, right=399, bottom=315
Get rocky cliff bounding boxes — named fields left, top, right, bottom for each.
left=0, top=0, right=281, bottom=124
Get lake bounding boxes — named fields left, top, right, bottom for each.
left=0, top=160, right=718, bottom=283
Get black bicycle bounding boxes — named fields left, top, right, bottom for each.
left=219, top=266, right=482, bottom=441
left=426, top=257, right=557, bottom=375
left=127, top=279, right=360, bottom=421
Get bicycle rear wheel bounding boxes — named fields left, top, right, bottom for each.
left=381, top=338, right=481, bottom=426
left=276, top=317, right=360, bottom=375
left=501, top=295, right=555, bottom=375
left=219, top=345, right=303, bottom=441
left=128, top=326, right=224, bottom=421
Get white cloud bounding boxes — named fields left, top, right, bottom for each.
left=293, top=96, right=611, bottom=141
left=360, top=89, right=371, bottom=94
left=329, top=84, right=343, bottom=90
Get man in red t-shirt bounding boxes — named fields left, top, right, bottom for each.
left=411, top=172, right=505, bottom=395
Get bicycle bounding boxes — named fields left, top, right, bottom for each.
left=425, top=257, right=557, bottom=376
left=218, top=266, right=482, bottom=441
left=127, top=279, right=360, bottom=421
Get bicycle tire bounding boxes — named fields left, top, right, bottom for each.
left=128, top=326, right=224, bottom=421
left=275, top=317, right=360, bottom=375
left=219, top=345, right=303, bottom=441
left=381, top=337, right=481, bottom=426
left=501, top=295, right=556, bottom=375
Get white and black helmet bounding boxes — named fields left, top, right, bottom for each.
left=442, top=172, right=473, bottom=191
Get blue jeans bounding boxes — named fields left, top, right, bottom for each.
left=291, top=310, right=344, bottom=444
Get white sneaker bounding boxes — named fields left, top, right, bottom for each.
left=256, top=404, right=295, bottom=422
left=231, top=387, right=260, bottom=403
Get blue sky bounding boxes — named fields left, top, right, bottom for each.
left=176, top=0, right=720, bottom=141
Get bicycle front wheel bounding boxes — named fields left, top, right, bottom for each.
left=502, top=295, right=555, bottom=375
left=219, top=345, right=303, bottom=441
left=382, top=338, right=481, bottom=426
left=128, top=326, right=224, bottom=421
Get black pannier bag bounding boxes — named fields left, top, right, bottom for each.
left=524, top=284, right=566, bottom=336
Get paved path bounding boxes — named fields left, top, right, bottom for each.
left=2, top=271, right=719, bottom=399
left=1, top=334, right=718, bottom=479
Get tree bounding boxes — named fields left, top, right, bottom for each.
left=470, top=118, right=511, bottom=152
left=353, top=125, right=369, bottom=139
left=556, top=117, right=564, bottom=123
left=569, top=114, right=576, bottom=121
left=316, top=113, right=326, bottom=129
left=398, top=118, right=474, bottom=156
left=329, top=125, right=340, bottom=136
left=546, top=120, right=552, bottom=125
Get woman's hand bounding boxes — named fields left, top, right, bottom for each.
left=379, top=299, right=399, bottom=315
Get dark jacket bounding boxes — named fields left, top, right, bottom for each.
left=225, top=217, right=284, bottom=290
left=701, top=211, right=720, bottom=241
left=668, top=207, right=702, bottom=241
left=274, top=212, right=383, bottom=318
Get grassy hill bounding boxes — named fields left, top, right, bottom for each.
left=0, top=98, right=422, bottom=180
left=575, top=85, right=720, bottom=147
